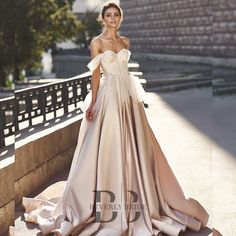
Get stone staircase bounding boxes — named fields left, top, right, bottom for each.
left=135, top=59, right=213, bottom=93
left=212, top=68, right=236, bottom=96
left=145, top=73, right=212, bottom=93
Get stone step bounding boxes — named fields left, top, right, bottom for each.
left=213, top=82, right=236, bottom=88
left=146, top=76, right=212, bottom=88
left=213, top=86, right=236, bottom=96
left=128, top=62, right=140, bottom=72
left=146, top=80, right=211, bottom=93
left=129, top=71, right=143, bottom=79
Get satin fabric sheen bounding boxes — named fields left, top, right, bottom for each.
left=22, top=48, right=209, bottom=236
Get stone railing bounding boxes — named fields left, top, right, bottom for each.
left=0, top=73, right=92, bottom=150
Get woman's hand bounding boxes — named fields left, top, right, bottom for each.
left=85, top=102, right=95, bottom=121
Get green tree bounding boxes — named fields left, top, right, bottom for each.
left=0, top=0, right=15, bottom=87
left=75, top=10, right=101, bottom=49
left=0, top=0, right=84, bottom=87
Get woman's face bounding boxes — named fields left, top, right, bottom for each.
left=103, top=7, right=121, bottom=29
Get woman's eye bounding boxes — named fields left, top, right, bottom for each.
left=106, top=14, right=119, bottom=17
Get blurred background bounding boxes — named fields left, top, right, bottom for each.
left=0, top=0, right=118, bottom=93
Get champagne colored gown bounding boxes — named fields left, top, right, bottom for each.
left=22, top=48, right=209, bottom=236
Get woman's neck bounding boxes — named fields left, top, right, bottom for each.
left=102, top=29, right=120, bottom=40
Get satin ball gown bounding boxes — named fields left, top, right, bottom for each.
left=22, top=48, right=209, bottom=236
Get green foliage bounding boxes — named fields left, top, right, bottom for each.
left=0, top=0, right=83, bottom=86
left=75, top=10, right=101, bottom=48
left=0, top=0, right=15, bottom=78
left=6, top=75, right=14, bottom=89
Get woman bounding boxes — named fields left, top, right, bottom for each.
left=22, top=1, right=209, bottom=235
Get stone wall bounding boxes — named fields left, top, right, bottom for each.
left=0, top=115, right=83, bottom=235
left=120, top=0, right=236, bottom=59
left=0, top=157, right=15, bottom=235
left=213, top=0, right=236, bottom=57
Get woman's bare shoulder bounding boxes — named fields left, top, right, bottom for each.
left=89, top=36, right=103, bottom=54
left=90, top=36, right=102, bottom=47
left=120, top=35, right=130, bottom=41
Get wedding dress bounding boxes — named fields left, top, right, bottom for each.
left=22, top=48, right=209, bottom=236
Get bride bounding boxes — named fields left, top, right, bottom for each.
left=22, top=1, right=209, bottom=235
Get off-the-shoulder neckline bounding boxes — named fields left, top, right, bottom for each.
left=91, top=48, right=131, bottom=59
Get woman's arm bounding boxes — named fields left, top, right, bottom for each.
left=89, top=38, right=101, bottom=105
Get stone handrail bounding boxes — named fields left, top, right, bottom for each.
left=0, top=73, right=92, bottom=150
